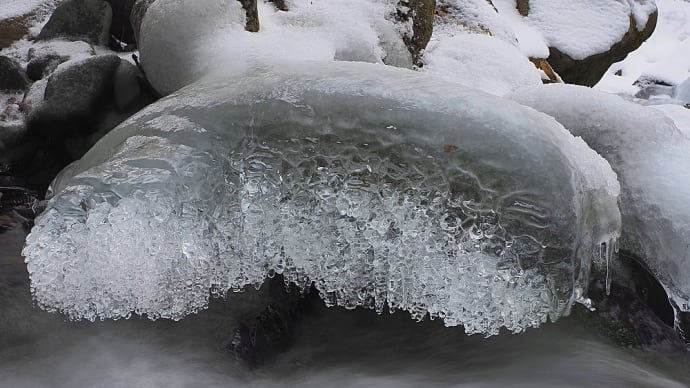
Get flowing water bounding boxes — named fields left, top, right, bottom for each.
left=1, top=223, right=689, bottom=387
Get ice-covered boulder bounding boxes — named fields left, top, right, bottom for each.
left=24, top=62, right=621, bottom=336
left=511, top=84, right=690, bottom=315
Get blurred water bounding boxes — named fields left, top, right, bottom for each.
left=1, top=224, right=688, bottom=387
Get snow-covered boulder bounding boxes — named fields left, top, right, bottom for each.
left=508, top=0, right=658, bottom=86
left=28, top=54, right=121, bottom=131
left=511, top=84, right=690, bottom=315
left=24, top=62, right=621, bottom=336
left=138, top=0, right=415, bottom=95
left=37, top=0, right=113, bottom=46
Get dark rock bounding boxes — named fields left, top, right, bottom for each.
left=237, top=0, right=260, bottom=32
left=516, top=0, right=529, bottom=17
left=26, top=54, right=68, bottom=81
left=586, top=280, right=689, bottom=359
left=38, top=0, right=113, bottom=46
left=547, top=12, right=658, bottom=87
left=398, top=0, right=436, bottom=65
left=228, top=275, right=316, bottom=367
left=130, top=0, right=156, bottom=45
left=0, top=57, right=30, bottom=91
left=105, top=0, right=137, bottom=49
left=28, top=54, right=121, bottom=137
left=113, top=60, right=141, bottom=111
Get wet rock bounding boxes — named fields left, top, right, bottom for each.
left=26, top=54, right=69, bottom=81
left=38, top=0, right=113, bottom=46
left=228, top=276, right=316, bottom=367
left=0, top=57, right=30, bottom=91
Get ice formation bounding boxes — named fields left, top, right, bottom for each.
left=23, top=62, right=621, bottom=335
left=511, top=84, right=690, bottom=314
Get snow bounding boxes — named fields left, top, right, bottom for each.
left=652, top=104, right=690, bottom=138
left=23, top=62, right=621, bottom=336
left=597, top=0, right=690, bottom=96
left=0, top=0, right=48, bottom=20
left=492, top=0, right=549, bottom=58
left=140, top=0, right=410, bottom=95
left=421, top=33, right=542, bottom=96
left=434, top=0, right=518, bottom=46
left=512, top=84, right=690, bottom=313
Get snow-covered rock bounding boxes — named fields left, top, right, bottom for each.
left=511, top=84, right=690, bottom=315
left=24, top=62, right=621, bottom=336
left=495, top=0, right=658, bottom=86
left=138, top=0, right=414, bottom=95
left=37, top=0, right=112, bottom=46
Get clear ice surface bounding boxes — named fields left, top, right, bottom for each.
left=512, top=84, right=690, bottom=313
left=23, top=62, right=621, bottom=335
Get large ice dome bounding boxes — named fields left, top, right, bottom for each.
left=23, top=62, right=621, bottom=336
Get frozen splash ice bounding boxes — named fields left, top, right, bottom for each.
left=23, top=62, right=621, bottom=335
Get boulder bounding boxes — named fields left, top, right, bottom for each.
left=37, top=0, right=113, bottom=46
left=28, top=54, right=122, bottom=136
left=0, top=57, right=30, bottom=91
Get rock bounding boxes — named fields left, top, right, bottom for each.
left=113, top=60, right=142, bottom=111
left=38, top=0, right=113, bottom=46
left=0, top=57, right=30, bottom=91
left=516, top=0, right=528, bottom=16
left=130, top=0, right=156, bottom=45
left=26, top=55, right=69, bottom=81
left=28, top=54, right=122, bottom=136
left=397, top=0, right=436, bottom=65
